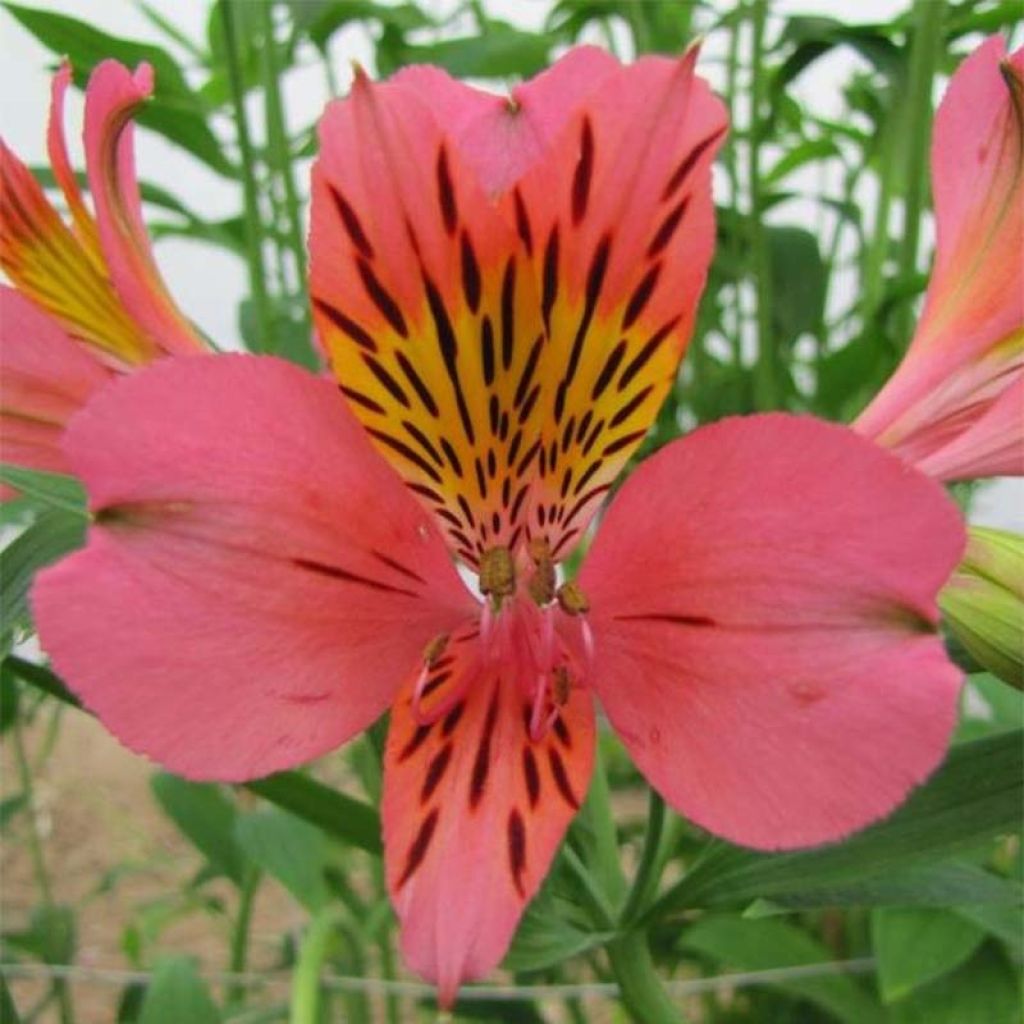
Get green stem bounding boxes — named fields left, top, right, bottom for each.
left=748, top=0, right=776, bottom=409
left=724, top=6, right=744, bottom=372
left=620, top=791, right=666, bottom=927
left=562, top=846, right=616, bottom=931
left=13, top=716, right=74, bottom=1024
left=895, top=0, right=946, bottom=338
left=607, top=934, right=682, bottom=1024
left=260, top=2, right=309, bottom=295
left=12, top=717, right=53, bottom=906
left=221, top=0, right=271, bottom=352
left=227, top=867, right=261, bottom=1010
left=290, top=911, right=338, bottom=1024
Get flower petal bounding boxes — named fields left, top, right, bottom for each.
left=310, top=48, right=727, bottom=564
left=579, top=414, right=965, bottom=850
left=310, top=67, right=546, bottom=566
left=856, top=39, right=1023, bottom=477
left=1, top=285, right=112, bottom=425
left=510, top=47, right=727, bottom=555
left=33, top=355, right=474, bottom=780
left=390, top=46, right=621, bottom=197
left=384, top=628, right=594, bottom=1005
left=83, top=61, right=206, bottom=356
left=47, top=61, right=104, bottom=269
left=0, top=137, right=153, bottom=366
left=915, top=372, right=1024, bottom=480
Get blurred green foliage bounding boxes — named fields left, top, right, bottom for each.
left=1, top=1, right=1021, bottom=1022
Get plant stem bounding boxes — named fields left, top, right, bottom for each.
left=620, top=791, right=666, bottom=926
left=227, top=867, right=260, bottom=1010
left=607, top=933, right=682, bottom=1024
left=13, top=715, right=74, bottom=1024
left=895, top=0, right=946, bottom=338
left=221, top=0, right=271, bottom=352
left=260, top=2, right=309, bottom=296
left=290, top=911, right=337, bottom=1024
left=748, top=0, right=776, bottom=409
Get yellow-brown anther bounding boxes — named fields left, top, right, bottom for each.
left=526, top=538, right=556, bottom=606
left=479, top=546, right=516, bottom=607
left=422, top=633, right=449, bottom=668
left=552, top=665, right=572, bottom=706
left=556, top=581, right=590, bottom=616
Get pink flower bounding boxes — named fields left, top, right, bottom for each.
left=855, top=37, right=1023, bottom=481
left=33, top=48, right=964, bottom=1004
left=1, top=60, right=206, bottom=480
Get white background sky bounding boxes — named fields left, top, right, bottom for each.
left=1, top=0, right=1019, bottom=527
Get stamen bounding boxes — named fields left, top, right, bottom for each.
left=526, top=538, right=556, bottom=605
left=556, top=580, right=590, bottom=615
left=479, top=545, right=516, bottom=610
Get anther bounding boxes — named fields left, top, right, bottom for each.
left=479, top=546, right=516, bottom=610
left=552, top=665, right=572, bottom=706
left=423, top=633, right=449, bottom=667
left=556, top=580, right=590, bottom=615
left=526, top=538, right=556, bottom=606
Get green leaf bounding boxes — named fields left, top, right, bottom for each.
left=3, top=904, right=76, bottom=964
left=887, top=946, right=1022, bottom=1024
left=0, top=976, right=22, bottom=1024
left=953, top=904, right=1024, bottom=960
left=504, top=860, right=615, bottom=972
left=647, top=730, right=1024, bottom=921
left=288, top=0, right=433, bottom=50
left=766, top=225, right=827, bottom=345
left=739, top=861, right=1021, bottom=913
left=956, top=673, right=1024, bottom=744
left=1, top=510, right=86, bottom=647
left=244, top=771, right=381, bottom=855
left=138, top=957, right=220, bottom=1024
left=378, top=22, right=552, bottom=80
left=0, top=466, right=87, bottom=516
left=2, top=657, right=83, bottom=710
left=150, top=774, right=246, bottom=886
left=681, top=915, right=881, bottom=1024
left=873, top=907, right=986, bottom=1002
left=3, top=3, right=235, bottom=177
left=234, top=808, right=328, bottom=911
left=765, top=138, right=841, bottom=185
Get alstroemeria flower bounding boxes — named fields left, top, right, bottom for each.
left=855, top=37, right=1023, bottom=482
left=1, top=59, right=207, bottom=479
left=33, top=48, right=965, bottom=1003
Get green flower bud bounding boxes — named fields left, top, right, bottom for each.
left=940, top=526, right=1024, bottom=689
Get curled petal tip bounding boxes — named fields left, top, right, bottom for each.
left=351, top=60, right=371, bottom=89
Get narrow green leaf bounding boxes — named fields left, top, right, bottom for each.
left=234, top=808, right=329, bottom=912
left=682, top=915, right=881, bottom=1024
left=953, top=904, right=1024, bottom=959
left=245, top=771, right=381, bottom=855
left=139, top=957, right=220, bottom=1024
left=647, top=731, right=1023, bottom=921
left=0, top=466, right=87, bottom=516
left=0, top=975, right=22, bottom=1024
left=2, top=657, right=83, bottom=710
left=3, top=904, right=76, bottom=964
left=1, top=510, right=86, bottom=645
left=150, top=774, right=246, bottom=886
left=873, top=907, right=986, bottom=1002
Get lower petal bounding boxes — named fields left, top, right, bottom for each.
left=383, top=630, right=595, bottom=1005
left=34, top=355, right=474, bottom=780
left=579, top=413, right=965, bottom=850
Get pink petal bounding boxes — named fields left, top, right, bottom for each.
left=83, top=61, right=206, bottom=356
left=391, top=46, right=621, bottom=197
left=579, top=414, right=965, bottom=850
left=47, top=60, right=104, bottom=268
left=856, top=39, right=1023, bottom=476
left=916, top=375, right=1024, bottom=481
left=383, top=624, right=594, bottom=1005
left=310, top=65, right=545, bottom=563
left=510, top=45, right=728, bottom=553
left=0, top=286, right=112, bottom=476
left=33, top=355, right=474, bottom=780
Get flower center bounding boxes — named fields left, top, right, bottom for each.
left=411, top=544, right=593, bottom=740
